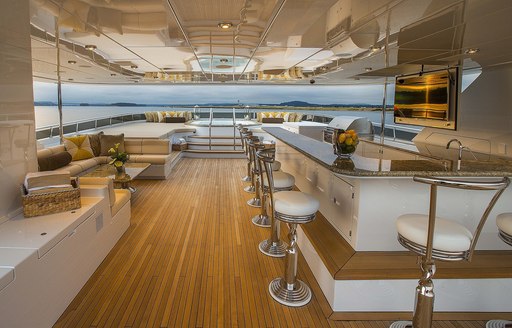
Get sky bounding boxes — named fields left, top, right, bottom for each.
left=33, top=81, right=395, bottom=105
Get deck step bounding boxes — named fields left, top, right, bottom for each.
left=187, top=136, right=242, bottom=140
left=183, top=149, right=244, bottom=154
left=187, top=141, right=242, bottom=147
left=182, top=149, right=245, bottom=158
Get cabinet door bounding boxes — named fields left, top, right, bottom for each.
left=331, top=176, right=354, bottom=240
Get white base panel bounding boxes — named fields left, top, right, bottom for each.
left=297, top=226, right=512, bottom=313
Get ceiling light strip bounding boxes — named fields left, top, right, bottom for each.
left=237, top=0, right=288, bottom=81
left=165, top=0, right=211, bottom=82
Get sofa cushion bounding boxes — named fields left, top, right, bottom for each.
left=72, top=158, right=99, bottom=172
left=144, top=112, right=154, bottom=122
left=112, top=189, right=131, bottom=216
left=38, top=151, right=72, bottom=171
left=129, top=154, right=172, bottom=165
left=100, top=133, right=125, bottom=156
left=165, top=117, right=186, bottom=123
left=63, top=135, right=94, bottom=161
left=87, top=131, right=104, bottom=157
left=54, top=164, right=84, bottom=176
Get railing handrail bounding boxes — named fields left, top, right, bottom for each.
left=35, top=112, right=145, bottom=140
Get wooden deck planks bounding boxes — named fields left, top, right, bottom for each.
left=54, top=158, right=493, bottom=328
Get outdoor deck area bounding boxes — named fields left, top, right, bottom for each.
left=54, top=158, right=487, bottom=328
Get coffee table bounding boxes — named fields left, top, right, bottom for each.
left=82, top=163, right=151, bottom=193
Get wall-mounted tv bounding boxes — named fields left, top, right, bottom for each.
left=394, top=68, right=458, bottom=130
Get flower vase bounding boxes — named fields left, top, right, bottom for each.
left=115, top=165, right=126, bottom=178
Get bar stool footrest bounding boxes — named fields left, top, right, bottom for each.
left=389, top=321, right=412, bottom=328
left=269, top=277, right=312, bottom=307
left=242, top=175, right=252, bottom=182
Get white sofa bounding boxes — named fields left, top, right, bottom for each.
left=37, top=138, right=176, bottom=179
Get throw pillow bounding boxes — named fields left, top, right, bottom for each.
left=38, top=151, right=72, bottom=171
left=87, top=131, right=104, bottom=157
left=145, top=112, right=154, bottom=122
left=63, top=135, right=94, bottom=161
left=99, top=133, right=125, bottom=156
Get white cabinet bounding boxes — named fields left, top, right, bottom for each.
left=330, top=176, right=355, bottom=241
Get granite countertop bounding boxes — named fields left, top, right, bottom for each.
left=263, top=127, right=512, bottom=177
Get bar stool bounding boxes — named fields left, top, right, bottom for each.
left=253, top=145, right=295, bottom=228
left=257, top=148, right=320, bottom=306
left=246, top=136, right=263, bottom=207
left=496, top=213, right=512, bottom=246
left=238, top=126, right=252, bottom=182
left=243, top=132, right=257, bottom=193
left=390, top=176, right=509, bottom=328
left=485, top=214, right=512, bottom=328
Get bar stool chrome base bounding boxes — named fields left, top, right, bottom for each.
left=242, top=175, right=252, bottom=182
left=389, top=321, right=411, bottom=328
left=244, top=185, right=255, bottom=193
left=269, top=277, right=312, bottom=307
left=486, top=320, right=512, bottom=328
left=252, top=214, right=271, bottom=227
left=247, top=197, right=261, bottom=207
left=258, top=239, right=287, bottom=257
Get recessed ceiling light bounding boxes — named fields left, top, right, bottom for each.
left=465, top=48, right=480, bottom=55
left=369, top=46, right=381, bottom=52
left=85, top=44, right=96, bottom=50
left=67, top=60, right=77, bottom=64
left=219, top=58, right=228, bottom=63
left=365, top=67, right=372, bottom=72
left=130, top=65, right=138, bottom=69
left=218, top=22, right=233, bottom=29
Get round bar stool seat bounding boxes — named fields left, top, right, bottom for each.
left=497, top=213, right=512, bottom=245
left=253, top=171, right=295, bottom=227
left=268, top=191, right=319, bottom=307
left=397, top=214, right=473, bottom=255
left=274, top=191, right=319, bottom=219
left=263, top=171, right=294, bottom=190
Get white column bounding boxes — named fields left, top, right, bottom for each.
left=0, top=0, right=37, bottom=222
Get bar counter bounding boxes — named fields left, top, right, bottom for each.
left=263, top=127, right=512, bottom=177
left=261, top=127, right=512, bottom=317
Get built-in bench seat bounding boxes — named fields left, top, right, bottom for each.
left=0, top=181, right=130, bottom=327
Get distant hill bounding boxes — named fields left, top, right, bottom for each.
left=34, top=101, right=56, bottom=106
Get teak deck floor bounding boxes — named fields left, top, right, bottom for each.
left=54, top=158, right=487, bottom=328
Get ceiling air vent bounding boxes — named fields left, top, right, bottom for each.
left=326, top=17, right=351, bottom=46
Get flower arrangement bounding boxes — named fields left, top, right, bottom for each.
left=108, top=143, right=129, bottom=169
left=333, top=129, right=359, bottom=158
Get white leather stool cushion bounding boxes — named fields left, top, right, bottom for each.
left=274, top=191, right=319, bottom=217
left=263, top=171, right=295, bottom=189
left=396, top=214, right=473, bottom=252
left=272, top=161, right=281, bottom=171
left=497, top=213, right=512, bottom=235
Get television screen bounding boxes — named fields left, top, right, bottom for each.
left=394, top=69, right=457, bottom=130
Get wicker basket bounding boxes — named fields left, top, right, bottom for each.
left=21, top=179, right=81, bottom=217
